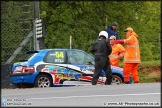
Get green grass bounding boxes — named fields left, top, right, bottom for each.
left=139, top=76, right=161, bottom=83
left=138, top=60, right=161, bottom=67
left=119, top=60, right=161, bottom=67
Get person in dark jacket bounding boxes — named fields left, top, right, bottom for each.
left=106, top=22, right=120, bottom=40
left=91, top=31, right=112, bottom=85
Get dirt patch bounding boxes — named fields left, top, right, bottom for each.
left=146, top=66, right=161, bottom=77
left=139, top=65, right=161, bottom=77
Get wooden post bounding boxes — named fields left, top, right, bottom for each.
left=105, top=16, right=107, bottom=30
left=70, top=35, right=72, bottom=49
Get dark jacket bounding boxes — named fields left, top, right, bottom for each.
left=91, top=38, right=112, bottom=58
left=106, top=26, right=120, bottom=40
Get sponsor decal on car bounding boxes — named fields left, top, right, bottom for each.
left=41, top=65, right=82, bottom=82
left=41, top=68, right=49, bottom=73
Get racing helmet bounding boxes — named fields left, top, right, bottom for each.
left=99, top=31, right=108, bottom=39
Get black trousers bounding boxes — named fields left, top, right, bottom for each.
left=92, top=56, right=112, bottom=85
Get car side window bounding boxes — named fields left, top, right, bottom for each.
left=84, top=53, right=95, bottom=65
left=44, top=50, right=66, bottom=64
left=67, top=50, right=80, bottom=64
left=67, top=50, right=94, bottom=65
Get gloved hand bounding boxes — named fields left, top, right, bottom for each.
left=113, top=40, right=125, bottom=44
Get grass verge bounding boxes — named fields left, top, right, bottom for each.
left=119, top=60, right=161, bottom=83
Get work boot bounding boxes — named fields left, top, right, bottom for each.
left=105, top=82, right=112, bottom=85
left=134, top=82, right=139, bottom=84
left=123, top=82, right=130, bottom=84
left=92, top=83, right=97, bottom=85
left=105, top=83, right=112, bottom=85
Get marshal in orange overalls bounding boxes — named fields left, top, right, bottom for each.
left=114, top=27, right=141, bottom=83
left=109, top=44, right=125, bottom=66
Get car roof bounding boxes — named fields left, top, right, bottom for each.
left=38, top=48, right=85, bottom=52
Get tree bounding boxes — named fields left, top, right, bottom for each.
left=2, top=1, right=159, bottom=64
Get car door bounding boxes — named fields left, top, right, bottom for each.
left=65, top=49, right=106, bottom=85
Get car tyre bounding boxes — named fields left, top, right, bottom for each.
left=112, top=75, right=122, bottom=85
left=34, top=74, right=52, bottom=88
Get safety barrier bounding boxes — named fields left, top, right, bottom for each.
left=1, top=64, right=16, bottom=89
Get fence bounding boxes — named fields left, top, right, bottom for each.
left=1, top=1, right=34, bottom=64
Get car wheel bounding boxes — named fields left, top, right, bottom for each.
left=112, top=75, right=122, bottom=85
left=34, top=74, right=52, bottom=88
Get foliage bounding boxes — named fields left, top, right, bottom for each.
left=39, top=1, right=160, bottom=62
left=1, top=1, right=161, bottom=64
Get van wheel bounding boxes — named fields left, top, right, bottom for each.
left=34, top=74, right=52, bottom=88
left=112, top=75, right=122, bottom=85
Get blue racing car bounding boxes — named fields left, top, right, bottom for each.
left=10, top=48, right=132, bottom=88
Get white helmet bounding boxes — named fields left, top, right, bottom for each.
left=99, top=31, right=108, bottom=39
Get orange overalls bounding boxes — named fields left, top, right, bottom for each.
left=123, top=32, right=141, bottom=83
left=109, top=44, right=125, bottom=66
